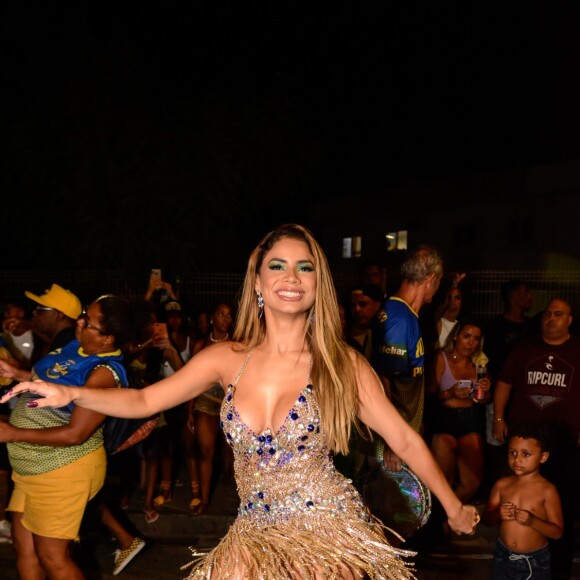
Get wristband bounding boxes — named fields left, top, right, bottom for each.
left=494, top=417, right=504, bottom=423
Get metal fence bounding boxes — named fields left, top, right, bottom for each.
left=469, top=270, right=580, bottom=322
left=334, top=269, right=580, bottom=322
left=2, top=269, right=580, bottom=321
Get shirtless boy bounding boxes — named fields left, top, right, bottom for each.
left=484, top=422, right=563, bottom=579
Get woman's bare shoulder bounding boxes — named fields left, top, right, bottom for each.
left=205, top=340, right=246, bottom=352
left=185, top=341, right=251, bottom=386
left=346, top=346, right=373, bottom=374
left=192, top=340, right=250, bottom=365
left=346, top=344, right=363, bottom=363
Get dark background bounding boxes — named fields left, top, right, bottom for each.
left=2, top=3, right=580, bottom=275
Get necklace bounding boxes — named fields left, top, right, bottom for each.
left=209, top=332, right=229, bottom=343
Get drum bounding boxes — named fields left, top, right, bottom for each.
left=359, top=443, right=432, bottom=538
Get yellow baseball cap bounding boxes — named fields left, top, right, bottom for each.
left=25, top=283, right=82, bottom=320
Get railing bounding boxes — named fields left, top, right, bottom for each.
left=469, top=270, right=580, bottom=321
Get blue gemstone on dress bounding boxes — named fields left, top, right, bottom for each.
left=298, top=445, right=305, bottom=451
left=307, top=384, right=313, bottom=391
left=248, top=502, right=253, bottom=509
left=258, top=492, right=263, bottom=499
left=298, top=395, right=306, bottom=403
left=259, top=435, right=266, bottom=442
left=227, top=393, right=232, bottom=401
left=266, top=435, right=273, bottom=443
left=264, top=505, right=270, bottom=512
left=268, top=447, right=275, bottom=455
left=306, top=500, right=314, bottom=507
left=257, top=448, right=263, bottom=455
left=227, top=433, right=232, bottom=440
left=220, top=421, right=224, bottom=428
left=301, top=435, right=308, bottom=441
left=227, top=413, right=233, bottom=420
left=291, top=412, right=299, bottom=420
left=307, top=424, right=314, bottom=432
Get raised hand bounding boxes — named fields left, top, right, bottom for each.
left=0, top=380, right=74, bottom=409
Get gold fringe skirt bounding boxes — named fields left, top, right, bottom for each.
left=182, top=510, right=416, bottom=579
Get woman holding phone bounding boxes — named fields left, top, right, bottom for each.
left=427, top=319, right=491, bottom=522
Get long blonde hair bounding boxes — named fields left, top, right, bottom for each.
left=233, top=224, right=360, bottom=454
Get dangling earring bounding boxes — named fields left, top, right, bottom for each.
left=256, top=290, right=264, bottom=320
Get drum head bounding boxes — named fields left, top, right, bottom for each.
left=360, top=462, right=431, bottom=538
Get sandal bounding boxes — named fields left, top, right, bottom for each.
left=144, top=509, right=159, bottom=524
left=188, top=481, right=201, bottom=512
left=191, top=501, right=208, bottom=516
left=189, top=497, right=202, bottom=511
left=153, top=480, right=173, bottom=508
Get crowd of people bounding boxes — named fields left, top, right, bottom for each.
left=0, top=224, right=577, bottom=578
left=343, top=253, right=579, bottom=579
left=0, top=280, right=235, bottom=577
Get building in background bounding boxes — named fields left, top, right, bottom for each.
left=311, top=158, right=580, bottom=279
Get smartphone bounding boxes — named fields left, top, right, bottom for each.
left=458, top=380, right=473, bottom=389
left=153, top=322, right=168, bottom=341
left=150, top=268, right=162, bottom=287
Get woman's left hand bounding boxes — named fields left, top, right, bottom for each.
left=447, top=504, right=480, bottom=535
left=187, top=408, right=195, bottom=433
left=476, top=378, right=491, bottom=391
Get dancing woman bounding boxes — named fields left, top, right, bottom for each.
left=1, top=224, right=479, bottom=579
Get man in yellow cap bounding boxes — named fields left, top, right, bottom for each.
left=24, top=284, right=82, bottom=363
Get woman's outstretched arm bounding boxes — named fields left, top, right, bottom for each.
left=0, top=342, right=234, bottom=419
left=354, top=355, right=479, bottom=535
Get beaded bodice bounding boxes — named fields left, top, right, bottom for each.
left=220, top=379, right=367, bottom=527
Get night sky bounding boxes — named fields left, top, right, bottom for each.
left=2, top=4, right=580, bottom=272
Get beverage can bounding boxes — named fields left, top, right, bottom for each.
left=475, top=365, right=487, bottom=400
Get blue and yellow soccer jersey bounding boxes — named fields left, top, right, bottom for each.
left=371, top=297, right=425, bottom=432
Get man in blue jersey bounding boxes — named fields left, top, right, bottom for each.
left=371, top=244, right=443, bottom=469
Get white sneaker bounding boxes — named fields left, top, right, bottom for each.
left=0, top=519, right=12, bottom=543
left=112, top=537, right=146, bottom=575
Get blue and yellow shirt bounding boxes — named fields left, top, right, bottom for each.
left=8, top=339, right=127, bottom=475
left=371, top=297, right=425, bottom=432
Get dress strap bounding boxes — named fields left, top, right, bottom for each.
left=232, top=349, right=254, bottom=387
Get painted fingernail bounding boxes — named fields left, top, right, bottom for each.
left=26, top=401, right=38, bottom=408
left=7, top=390, right=13, bottom=396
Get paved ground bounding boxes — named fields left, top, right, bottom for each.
left=1, top=466, right=580, bottom=579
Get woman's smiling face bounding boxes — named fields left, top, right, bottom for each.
left=255, top=237, right=317, bottom=317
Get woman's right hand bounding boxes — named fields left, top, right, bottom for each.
left=0, top=380, right=75, bottom=409
left=492, top=417, right=508, bottom=444
left=450, top=383, right=473, bottom=399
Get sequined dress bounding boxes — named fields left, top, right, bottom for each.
left=184, top=357, right=416, bottom=579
